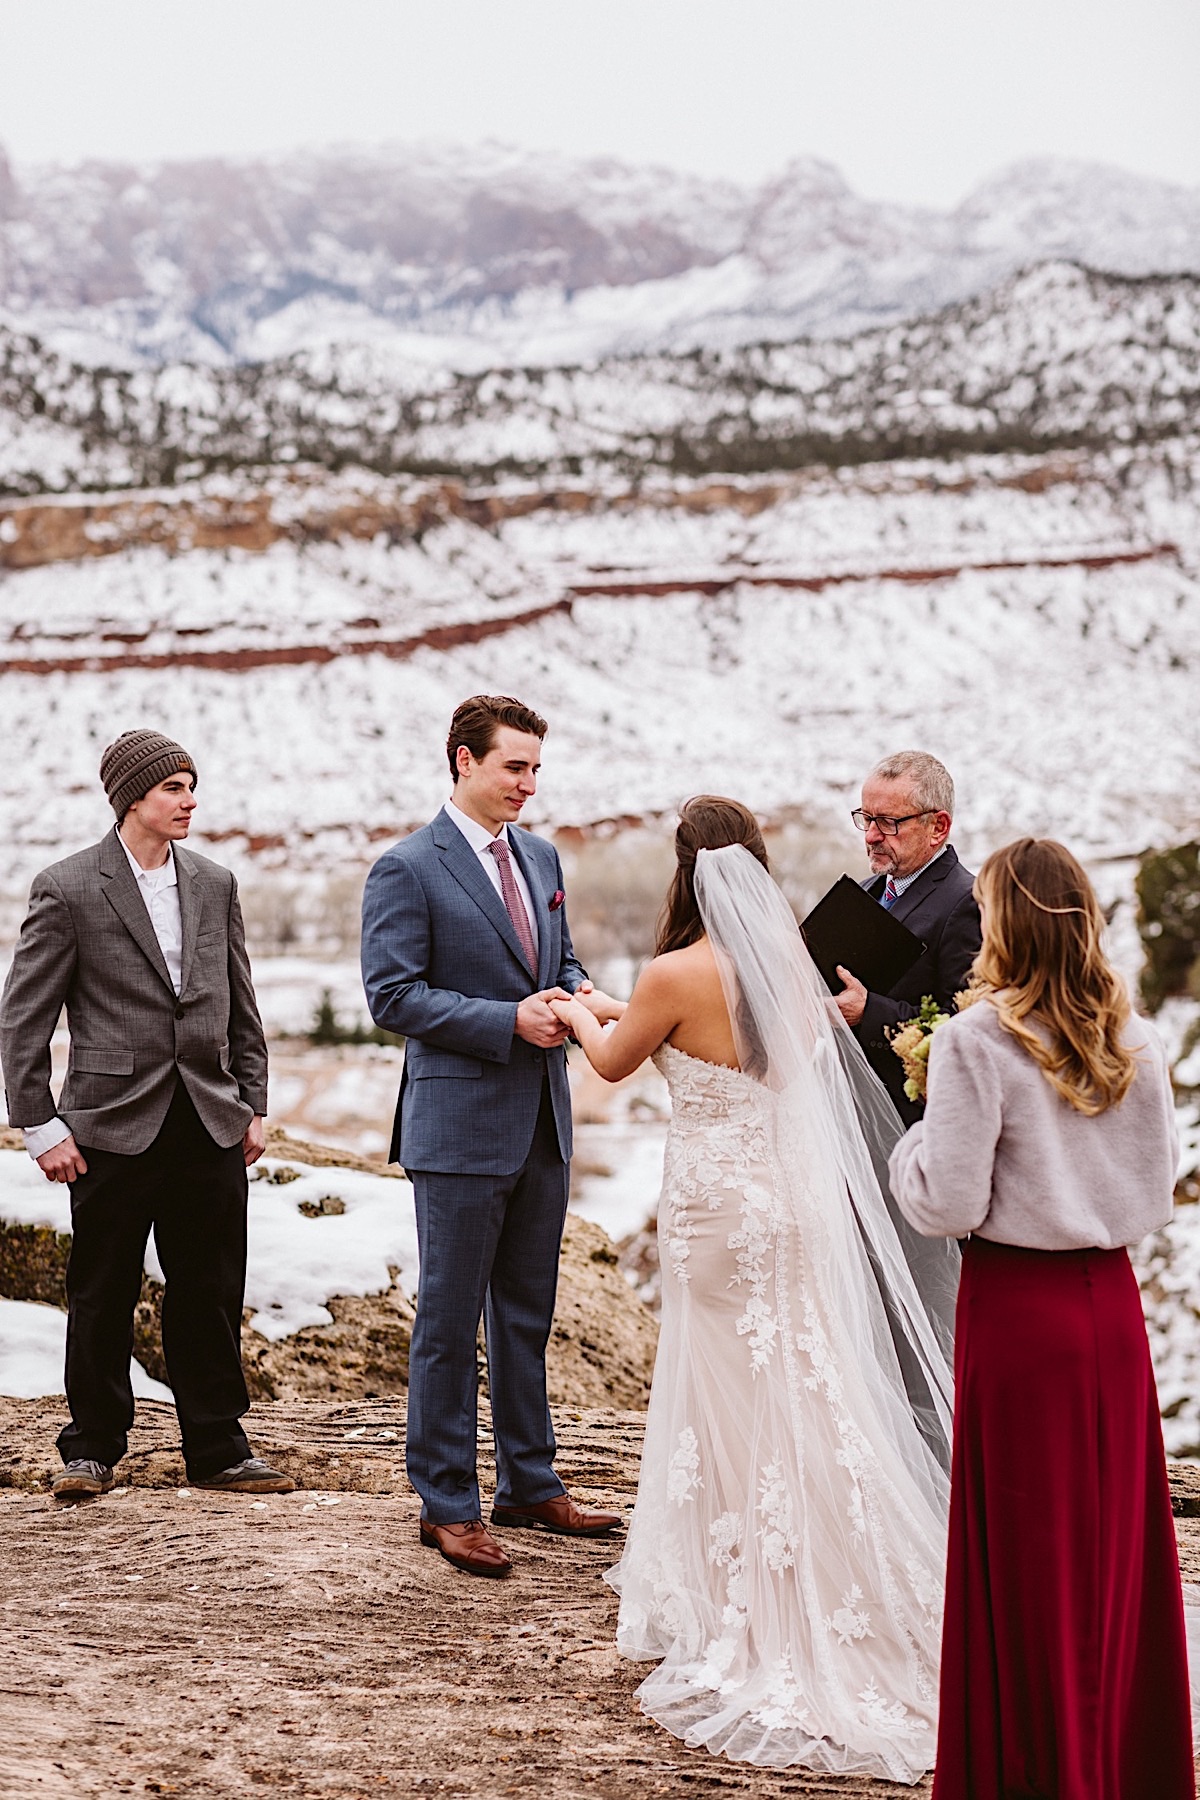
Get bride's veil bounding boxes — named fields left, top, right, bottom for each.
left=694, top=843, right=960, bottom=1480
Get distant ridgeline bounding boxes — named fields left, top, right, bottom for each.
left=1, top=262, right=1199, bottom=494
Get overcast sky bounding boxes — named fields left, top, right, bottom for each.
left=2, top=0, right=1198, bottom=207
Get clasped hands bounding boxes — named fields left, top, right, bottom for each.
left=514, top=982, right=623, bottom=1047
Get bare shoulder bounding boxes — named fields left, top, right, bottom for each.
left=637, top=940, right=718, bottom=990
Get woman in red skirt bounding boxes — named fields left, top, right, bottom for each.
left=890, top=837, right=1194, bottom=1800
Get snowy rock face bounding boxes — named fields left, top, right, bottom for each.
left=1, top=142, right=1199, bottom=369
left=0, top=438, right=1197, bottom=886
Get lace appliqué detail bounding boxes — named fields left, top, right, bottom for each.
left=824, top=1584, right=874, bottom=1646
left=857, top=1680, right=927, bottom=1740
left=654, top=1045, right=772, bottom=1301
left=757, top=1458, right=800, bottom=1573
left=667, top=1427, right=701, bottom=1505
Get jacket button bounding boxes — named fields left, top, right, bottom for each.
left=175, top=1006, right=185, bottom=1021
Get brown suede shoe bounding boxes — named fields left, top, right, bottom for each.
left=491, top=1493, right=622, bottom=1537
left=419, top=1517, right=514, bottom=1578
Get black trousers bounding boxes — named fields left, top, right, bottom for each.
left=58, top=1081, right=252, bottom=1480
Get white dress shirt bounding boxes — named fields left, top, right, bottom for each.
left=22, top=835, right=184, bottom=1161
left=118, top=835, right=184, bottom=996
left=444, top=796, right=540, bottom=965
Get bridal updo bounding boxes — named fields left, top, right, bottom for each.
left=655, top=796, right=769, bottom=956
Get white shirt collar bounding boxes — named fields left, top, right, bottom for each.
left=445, top=795, right=510, bottom=856
left=118, top=830, right=178, bottom=888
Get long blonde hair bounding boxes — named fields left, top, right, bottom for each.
left=965, top=838, right=1136, bottom=1115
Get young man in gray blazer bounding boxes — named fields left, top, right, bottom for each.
left=361, top=695, right=620, bottom=1576
left=0, top=730, right=292, bottom=1498
left=834, top=749, right=982, bottom=1126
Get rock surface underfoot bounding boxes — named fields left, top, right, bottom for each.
left=1, top=1397, right=1197, bottom=1800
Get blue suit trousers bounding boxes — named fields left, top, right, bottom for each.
left=406, top=1075, right=570, bottom=1522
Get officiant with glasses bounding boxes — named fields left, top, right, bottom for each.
left=834, top=751, right=981, bottom=1124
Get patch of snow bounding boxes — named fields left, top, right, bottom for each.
left=223, top=1158, right=418, bottom=1341
left=0, top=1297, right=170, bottom=1401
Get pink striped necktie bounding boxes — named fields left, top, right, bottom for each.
left=487, top=836, right=537, bottom=973
left=882, top=874, right=899, bottom=910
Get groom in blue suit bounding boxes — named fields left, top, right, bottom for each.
left=361, top=695, right=620, bottom=1575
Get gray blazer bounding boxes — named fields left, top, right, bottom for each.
left=361, top=808, right=587, bottom=1175
left=0, top=827, right=268, bottom=1154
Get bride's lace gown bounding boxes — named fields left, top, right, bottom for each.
left=607, top=1042, right=948, bottom=1782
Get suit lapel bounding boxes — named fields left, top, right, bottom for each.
left=506, top=826, right=551, bottom=988
left=176, top=848, right=202, bottom=995
left=433, top=810, right=534, bottom=977
left=888, top=846, right=957, bottom=928
left=98, top=827, right=176, bottom=994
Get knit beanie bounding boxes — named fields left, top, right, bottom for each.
left=99, top=730, right=198, bottom=818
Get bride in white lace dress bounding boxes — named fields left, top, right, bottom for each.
left=552, top=798, right=960, bottom=1782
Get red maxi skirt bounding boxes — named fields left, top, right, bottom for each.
left=933, top=1236, right=1194, bottom=1800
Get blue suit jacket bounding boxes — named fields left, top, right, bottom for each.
left=361, top=808, right=587, bottom=1175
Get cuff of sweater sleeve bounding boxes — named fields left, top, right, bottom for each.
left=22, top=1116, right=72, bottom=1160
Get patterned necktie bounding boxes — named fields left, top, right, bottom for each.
left=881, top=874, right=899, bottom=910
left=487, top=837, right=537, bottom=973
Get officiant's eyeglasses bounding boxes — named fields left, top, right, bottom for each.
left=850, top=809, right=936, bottom=835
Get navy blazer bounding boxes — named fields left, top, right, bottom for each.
left=360, top=807, right=587, bottom=1175
left=853, top=843, right=981, bottom=1125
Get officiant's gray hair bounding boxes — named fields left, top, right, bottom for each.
left=870, top=751, right=955, bottom=817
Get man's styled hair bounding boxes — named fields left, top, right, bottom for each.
left=446, top=695, right=548, bottom=782
left=869, top=750, right=955, bottom=817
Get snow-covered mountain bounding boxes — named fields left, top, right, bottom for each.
left=0, top=184, right=1197, bottom=888
left=2, top=262, right=1198, bottom=495
left=1, top=140, right=1199, bottom=370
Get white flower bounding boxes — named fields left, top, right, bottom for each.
left=667, top=1426, right=702, bottom=1505
left=824, top=1584, right=873, bottom=1646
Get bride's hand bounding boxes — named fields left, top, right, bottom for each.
left=548, top=995, right=578, bottom=1024
left=571, top=987, right=625, bottom=1024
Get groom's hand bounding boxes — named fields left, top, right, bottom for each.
left=516, top=990, right=572, bottom=1047
left=834, top=966, right=868, bottom=1026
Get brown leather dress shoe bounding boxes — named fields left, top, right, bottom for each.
left=491, top=1493, right=623, bottom=1537
left=419, top=1517, right=513, bottom=1577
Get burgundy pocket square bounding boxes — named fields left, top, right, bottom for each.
left=549, top=889, right=566, bottom=911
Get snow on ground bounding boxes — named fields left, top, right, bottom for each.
left=570, top=1119, right=668, bottom=1244
left=0, top=1147, right=419, bottom=1390
left=1133, top=1204, right=1200, bottom=1457
left=234, top=1159, right=417, bottom=1340
left=0, top=1298, right=171, bottom=1402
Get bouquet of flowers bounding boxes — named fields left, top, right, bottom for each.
left=888, top=995, right=951, bottom=1104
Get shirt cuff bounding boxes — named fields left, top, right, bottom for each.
left=22, top=1117, right=72, bottom=1161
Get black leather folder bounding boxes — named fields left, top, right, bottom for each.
left=800, top=874, right=927, bottom=995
